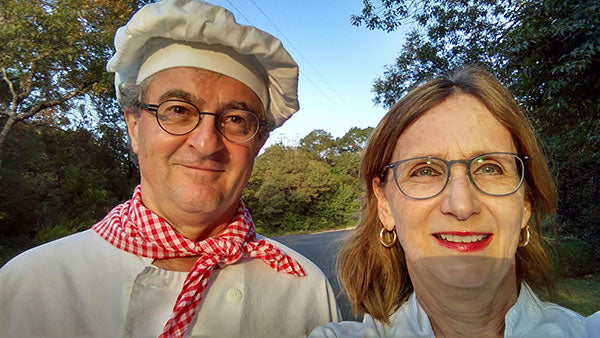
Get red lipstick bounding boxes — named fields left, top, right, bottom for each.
left=433, top=231, right=493, bottom=253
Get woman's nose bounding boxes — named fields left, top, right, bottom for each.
left=439, top=169, right=481, bottom=220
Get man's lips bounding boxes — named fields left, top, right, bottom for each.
left=433, top=231, right=493, bottom=252
left=177, top=163, right=225, bottom=172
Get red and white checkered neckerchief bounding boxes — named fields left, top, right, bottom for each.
left=92, top=185, right=306, bottom=338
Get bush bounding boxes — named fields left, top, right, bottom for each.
left=546, top=236, right=600, bottom=277
left=0, top=234, right=36, bottom=267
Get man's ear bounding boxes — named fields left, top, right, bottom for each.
left=123, top=108, right=140, bottom=154
left=253, top=132, right=269, bottom=157
left=373, top=177, right=395, bottom=231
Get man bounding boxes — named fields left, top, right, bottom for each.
left=0, top=1, right=340, bottom=337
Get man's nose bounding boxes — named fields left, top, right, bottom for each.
left=185, top=116, right=225, bottom=154
left=439, top=167, right=481, bottom=220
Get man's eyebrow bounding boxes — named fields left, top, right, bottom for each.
left=157, top=90, right=201, bottom=104
left=156, top=91, right=264, bottom=116
left=222, top=101, right=252, bottom=111
left=222, top=101, right=264, bottom=118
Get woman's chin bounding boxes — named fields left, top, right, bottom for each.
left=412, top=255, right=513, bottom=290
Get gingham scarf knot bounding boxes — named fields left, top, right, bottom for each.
left=201, top=237, right=245, bottom=265
left=92, top=185, right=306, bottom=338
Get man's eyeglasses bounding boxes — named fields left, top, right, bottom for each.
left=382, top=152, right=530, bottom=200
left=139, top=99, right=270, bottom=143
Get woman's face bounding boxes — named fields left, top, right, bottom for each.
left=373, top=93, right=531, bottom=289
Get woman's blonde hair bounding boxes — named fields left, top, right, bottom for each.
left=338, top=66, right=557, bottom=323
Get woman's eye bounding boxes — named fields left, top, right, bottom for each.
left=476, top=163, right=503, bottom=175
left=411, top=166, right=440, bottom=177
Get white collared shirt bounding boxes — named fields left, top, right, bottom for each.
left=0, top=230, right=340, bottom=337
left=311, top=283, right=597, bottom=337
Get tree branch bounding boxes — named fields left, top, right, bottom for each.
left=20, top=119, right=70, bottom=134
left=17, top=71, right=35, bottom=105
left=17, top=81, right=95, bottom=121
left=17, top=54, right=51, bottom=103
left=1, top=67, right=18, bottom=115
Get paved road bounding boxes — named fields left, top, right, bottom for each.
left=274, top=229, right=363, bottom=321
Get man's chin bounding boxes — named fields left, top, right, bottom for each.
left=173, top=187, right=240, bottom=214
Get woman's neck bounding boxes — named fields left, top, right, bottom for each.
left=413, top=268, right=519, bottom=338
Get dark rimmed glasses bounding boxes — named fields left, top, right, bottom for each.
left=383, top=152, right=530, bottom=200
left=139, top=99, right=270, bottom=143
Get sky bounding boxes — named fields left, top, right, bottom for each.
left=206, top=0, right=410, bottom=148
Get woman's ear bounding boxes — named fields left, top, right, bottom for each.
left=373, top=177, right=395, bottom=231
left=521, top=193, right=532, bottom=230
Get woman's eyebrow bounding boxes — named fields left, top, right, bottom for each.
left=398, top=150, right=502, bottom=161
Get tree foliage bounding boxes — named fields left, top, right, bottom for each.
left=0, top=121, right=138, bottom=258
left=1, top=0, right=152, bottom=265
left=353, top=0, right=600, bottom=255
left=352, top=0, right=514, bottom=107
left=298, top=129, right=337, bottom=160
left=243, top=127, right=373, bottom=234
left=0, top=0, right=147, bottom=163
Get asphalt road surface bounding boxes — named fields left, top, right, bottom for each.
left=274, top=229, right=363, bottom=321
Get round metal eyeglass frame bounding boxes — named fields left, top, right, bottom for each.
left=138, top=100, right=271, bottom=143
left=382, top=152, right=530, bottom=200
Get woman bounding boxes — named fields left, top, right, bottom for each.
left=311, top=67, right=596, bottom=337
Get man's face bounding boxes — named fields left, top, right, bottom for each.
left=125, top=67, right=267, bottom=238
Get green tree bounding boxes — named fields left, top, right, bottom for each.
left=504, top=0, right=600, bottom=249
left=0, top=0, right=146, bottom=166
left=353, top=0, right=600, bottom=252
left=352, top=0, right=514, bottom=107
left=335, top=126, right=373, bottom=154
left=244, top=144, right=333, bottom=233
left=245, top=127, right=372, bottom=235
left=0, top=121, right=139, bottom=255
left=298, top=129, right=337, bottom=160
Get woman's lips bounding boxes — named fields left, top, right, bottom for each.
left=433, top=231, right=493, bottom=252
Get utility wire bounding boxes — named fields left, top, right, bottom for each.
left=248, top=0, right=357, bottom=115
left=225, top=0, right=255, bottom=26
left=223, top=2, right=343, bottom=105
left=225, top=1, right=355, bottom=115
left=226, top=0, right=337, bottom=112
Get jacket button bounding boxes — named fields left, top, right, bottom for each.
left=226, top=288, right=242, bottom=303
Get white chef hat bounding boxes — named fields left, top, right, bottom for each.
left=106, top=0, right=299, bottom=128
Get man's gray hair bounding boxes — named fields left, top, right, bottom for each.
left=118, top=76, right=154, bottom=166
left=118, top=76, right=154, bottom=114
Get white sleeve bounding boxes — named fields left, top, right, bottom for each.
left=586, top=311, right=600, bottom=338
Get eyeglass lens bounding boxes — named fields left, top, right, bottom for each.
left=392, top=153, right=525, bottom=199
left=155, top=100, right=260, bottom=142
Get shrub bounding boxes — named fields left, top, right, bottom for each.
left=546, top=236, right=600, bottom=277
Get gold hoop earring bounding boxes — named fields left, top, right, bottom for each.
left=518, top=225, right=530, bottom=247
left=379, top=227, right=397, bottom=248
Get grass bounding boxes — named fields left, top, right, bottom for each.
left=537, top=274, right=600, bottom=316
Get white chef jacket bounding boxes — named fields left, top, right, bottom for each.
left=311, top=283, right=596, bottom=337
left=0, top=230, right=340, bottom=337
